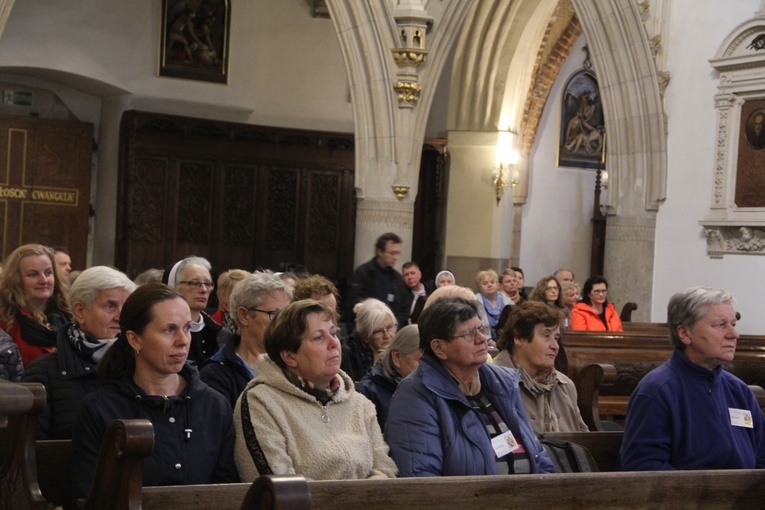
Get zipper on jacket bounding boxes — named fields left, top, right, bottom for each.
left=321, top=404, right=330, bottom=423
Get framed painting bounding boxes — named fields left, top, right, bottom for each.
left=734, top=99, right=765, bottom=207
left=159, top=0, right=230, bottom=84
left=557, top=69, right=605, bottom=169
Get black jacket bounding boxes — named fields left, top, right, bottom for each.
left=189, top=312, right=231, bottom=365
left=355, top=363, right=398, bottom=432
left=199, top=334, right=253, bottom=408
left=401, top=280, right=436, bottom=324
left=22, top=326, right=101, bottom=439
left=71, top=364, right=238, bottom=502
left=346, top=257, right=409, bottom=326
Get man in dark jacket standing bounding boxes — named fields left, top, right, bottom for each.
left=346, top=233, right=409, bottom=327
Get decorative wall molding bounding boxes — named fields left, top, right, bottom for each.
left=702, top=12, right=765, bottom=257
left=356, top=198, right=415, bottom=230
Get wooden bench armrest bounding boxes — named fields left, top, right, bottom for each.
left=242, top=475, right=311, bottom=510
left=619, top=302, right=638, bottom=322
left=80, top=419, right=154, bottom=510
left=0, top=382, right=47, bottom=509
left=576, top=363, right=617, bottom=432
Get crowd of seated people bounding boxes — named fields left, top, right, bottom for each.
left=3, top=235, right=763, bottom=500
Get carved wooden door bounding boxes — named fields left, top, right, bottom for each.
left=0, top=114, right=92, bottom=267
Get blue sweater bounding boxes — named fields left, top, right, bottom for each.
left=618, top=349, right=765, bottom=470
left=384, top=352, right=553, bottom=476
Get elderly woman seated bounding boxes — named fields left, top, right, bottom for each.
left=22, top=266, right=136, bottom=439
left=341, top=298, right=398, bottom=381
left=72, top=283, right=237, bottom=503
left=385, top=297, right=553, bottom=476
left=200, top=272, right=293, bottom=408
left=493, top=301, right=588, bottom=433
left=618, top=287, right=765, bottom=470
left=356, top=324, right=422, bottom=432
left=234, top=299, right=397, bottom=481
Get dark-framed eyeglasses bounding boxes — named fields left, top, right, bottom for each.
left=179, top=280, right=215, bottom=290
left=248, top=308, right=282, bottom=321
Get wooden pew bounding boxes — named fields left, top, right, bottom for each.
left=79, top=420, right=765, bottom=510
left=561, top=329, right=765, bottom=430
left=541, top=431, right=623, bottom=472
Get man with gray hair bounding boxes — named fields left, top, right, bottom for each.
left=618, top=286, right=765, bottom=471
left=200, top=271, right=293, bottom=408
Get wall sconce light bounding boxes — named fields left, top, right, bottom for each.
left=492, top=131, right=520, bottom=206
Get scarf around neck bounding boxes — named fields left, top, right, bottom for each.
left=512, top=357, right=560, bottom=432
left=66, top=322, right=117, bottom=363
left=16, top=309, right=57, bottom=347
left=281, top=366, right=341, bottom=405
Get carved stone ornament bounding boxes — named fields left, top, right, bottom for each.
left=391, top=48, right=428, bottom=67
left=394, top=80, right=421, bottom=107
left=701, top=13, right=765, bottom=257
left=391, top=185, right=410, bottom=200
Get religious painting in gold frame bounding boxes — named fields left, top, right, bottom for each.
left=159, top=0, right=230, bottom=84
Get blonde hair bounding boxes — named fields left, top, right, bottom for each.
left=475, top=269, right=499, bottom=288
left=0, top=244, right=70, bottom=327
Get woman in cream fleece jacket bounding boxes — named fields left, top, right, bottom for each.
left=234, top=299, right=397, bottom=481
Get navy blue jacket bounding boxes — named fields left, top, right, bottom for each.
left=618, top=349, right=765, bottom=470
left=384, top=352, right=554, bottom=476
left=22, top=326, right=101, bottom=439
left=199, top=334, right=253, bottom=408
left=355, top=363, right=398, bottom=432
left=71, top=364, right=237, bottom=502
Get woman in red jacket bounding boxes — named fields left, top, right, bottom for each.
left=570, top=275, right=623, bottom=331
left=0, top=244, right=70, bottom=366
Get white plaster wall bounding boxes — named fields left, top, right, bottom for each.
left=519, top=36, right=598, bottom=287
left=0, top=1, right=352, bottom=128
left=653, top=0, right=765, bottom=333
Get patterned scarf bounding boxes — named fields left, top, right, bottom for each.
left=281, top=366, right=340, bottom=405
left=222, top=311, right=238, bottom=334
left=66, top=322, right=117, bottom=363
left=513, top=358, right=560, bottom=432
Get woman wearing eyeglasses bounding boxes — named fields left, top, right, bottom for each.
left=385, top=297, right=553, bottom=476
left=200, top=272, right=293, bottom=408
left=234, top=299, right=397, bottom=480
left=570, top=275, right=623, bottom=331
left=164, top=256, right=228, bottom=364
left=340, top=298, right=398, bottom=381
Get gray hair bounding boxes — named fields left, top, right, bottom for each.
left=69, top=266, right=137, bottom=309
left=379, top=324, right=421, bottom=377
left=667, top=286, right=735, bottom=349
left=228, top=271, right=294, bottom=328
left=418, top=297, right=480, bottom=355
left=170, top=256, right=212, bottom=288
left=355, top=298, right=397, bottom=340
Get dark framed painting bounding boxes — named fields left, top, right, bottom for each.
left=735, top=99, right=765, bottom=207
left=557, top=69, right=605, bottom=169
left=159, top=0, right=230, bottom=84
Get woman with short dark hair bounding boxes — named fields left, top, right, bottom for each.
left=385, top=297, right=553, bottom=476
left=494, top=301, right=588, bottom=433
left=570, top=275, right=623, bottom=331
left=234, top=299, right=397, bottom=481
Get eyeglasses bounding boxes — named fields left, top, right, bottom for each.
left=179, top=280, right=215, bottom=290
left=592, top=289, right=608, bottom=295
left=249, top=308, right=282, bottom=321
left=371, top=323, right=397, bottom=339
left=452, top=325, right=492, bottom=342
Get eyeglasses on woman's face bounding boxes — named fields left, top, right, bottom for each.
left=248, top=307, right=282, bottom=321
left=591, top=289, right=608, bottom=295
left=179, top=280, right=215, bottom=290
left=452, top=324, right=491, bottom=342
left=371, top=323, right=397, bottom=339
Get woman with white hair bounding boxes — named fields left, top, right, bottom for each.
left=22, top=265, right=136, bottom=439
left=618, top=286, right=765, bottom=470
left=340, top=298, right=398, bottom=381
left=163, top=256, right=227, bottom=364
left=356, top=324, right=422, bottom=431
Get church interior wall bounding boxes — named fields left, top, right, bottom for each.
left=653, top=0, right=765, bottom=333
left=519, top=35, right=598, bottom=289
